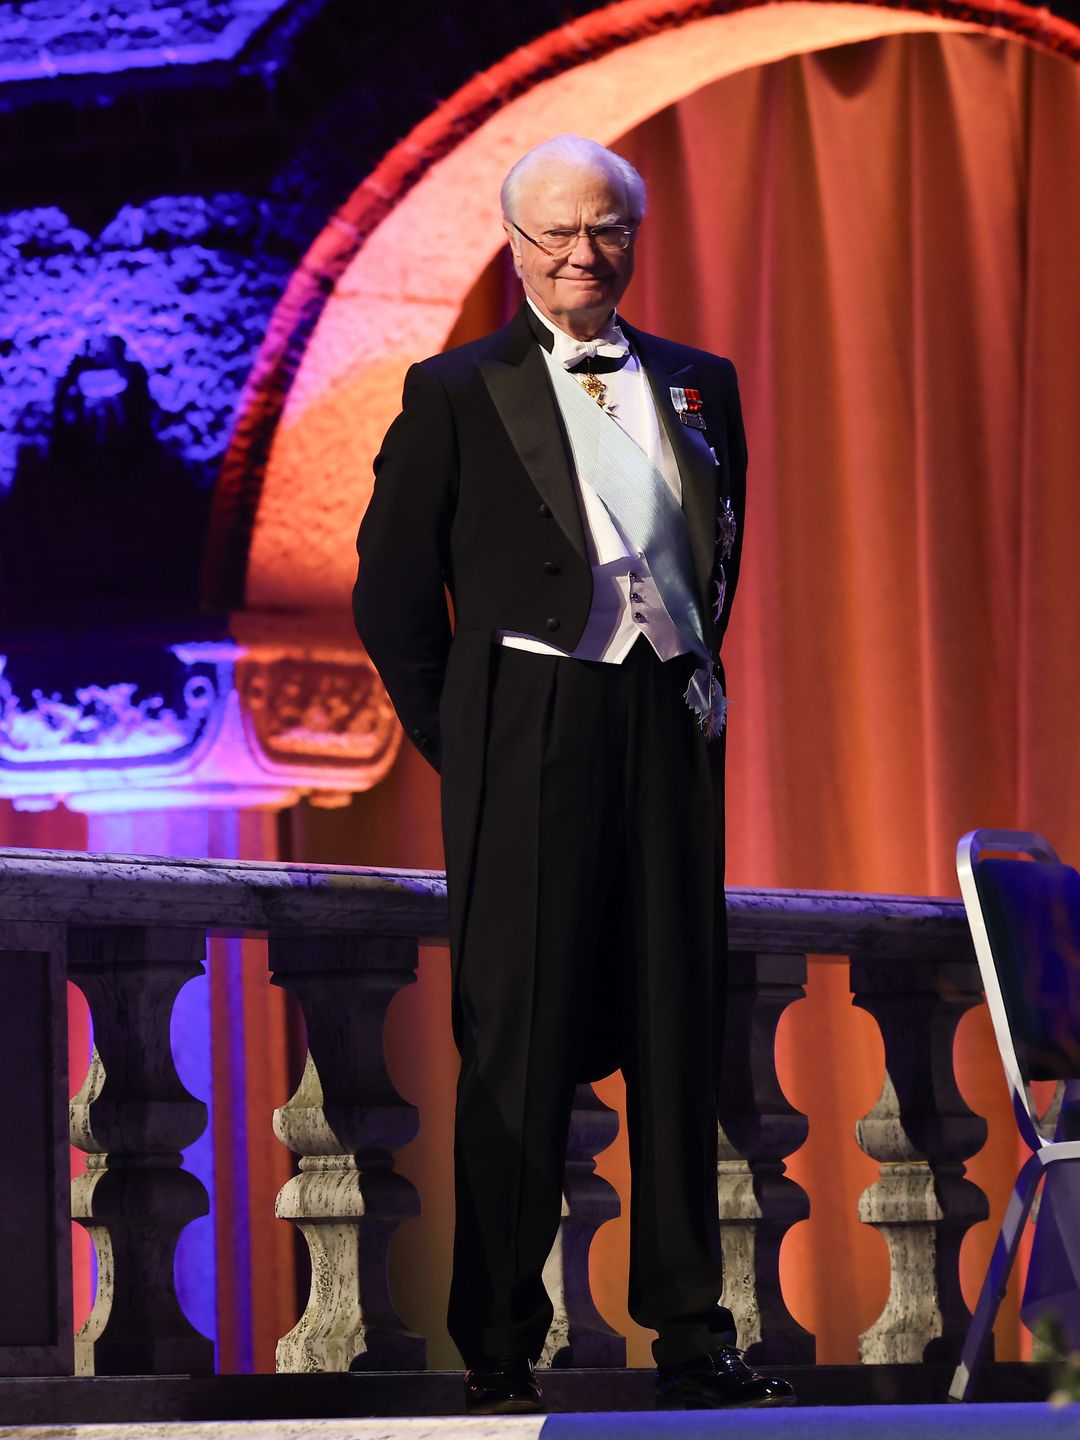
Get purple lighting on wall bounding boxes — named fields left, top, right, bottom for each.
left=0, top=0, right=293, bottom=85
left=0, top=197, right=288, bottom=498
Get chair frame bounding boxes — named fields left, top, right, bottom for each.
left=950, top=828, right=1080, bottom=1401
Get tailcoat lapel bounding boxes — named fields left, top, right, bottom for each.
left=623, top=322, right=719, bottom=609
left=478, top=310, right=587, bottom=561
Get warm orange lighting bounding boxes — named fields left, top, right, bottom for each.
left=205, top=0, right=1080, bottom=612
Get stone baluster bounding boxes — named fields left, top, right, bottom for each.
left=715, top=950, right=814, bottom=1363
left=541, top=1082, right=625, bottom=1368
left=851, top=952, right=988, bottom=1363
left=0, top=919, right=73, bottom=1376
left=269, top=933, right=424, bottom=1373
left=67, top=925, right=212, bottom=1377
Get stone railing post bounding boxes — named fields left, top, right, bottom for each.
left=851, top=952, right=988, bottom=1363
left=68, top=925, right=212, bottom=1377
left=0, top=919, right=73, bottom=1376
left=716, top=950, right=814, bottom=1363
left=269, top=933, right=424, bottom=1373
left=541, top=1082, right=625, bottom=1368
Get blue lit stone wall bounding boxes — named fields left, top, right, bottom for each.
left=0, top=193, right=292, bottom=622
left=0, top=0, right=623, bottom=619
left=0, top=0, right=291, bottom=81
left=0, top=194, right=289, bottom=499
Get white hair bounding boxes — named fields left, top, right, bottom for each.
left=500, top=135, right=647, bottom=225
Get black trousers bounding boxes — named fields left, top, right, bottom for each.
left=446, top=639, right=735, bottom=1367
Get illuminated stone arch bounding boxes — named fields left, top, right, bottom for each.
left=204, top=0, right=1080, bottom=613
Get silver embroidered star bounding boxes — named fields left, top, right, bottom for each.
left=714, top=569, right=727, bottom=622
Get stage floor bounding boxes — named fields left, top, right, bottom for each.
left=2, top=1406, right=1079, bottom=1440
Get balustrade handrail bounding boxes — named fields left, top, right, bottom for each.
left=0, top=845, right=969, bottom=958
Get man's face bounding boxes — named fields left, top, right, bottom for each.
left=505, top=162, right=636, bottom=338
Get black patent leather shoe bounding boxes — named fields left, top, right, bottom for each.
left=656, top=1346, right=797, bottom=1409
left=464, top=1356, right=544, bottom=1415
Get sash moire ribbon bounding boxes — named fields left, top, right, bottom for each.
left=549, top=360, right=727, bottom=736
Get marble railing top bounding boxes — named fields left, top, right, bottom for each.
left=0, top=846, right=971, bottom=959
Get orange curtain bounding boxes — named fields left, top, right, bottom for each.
left=350, top=29, right=1080, bottom=1367
left=609, top=31, right=1080, bottom=1363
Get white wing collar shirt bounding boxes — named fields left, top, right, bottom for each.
left=497, top=298, right=691, bottom=663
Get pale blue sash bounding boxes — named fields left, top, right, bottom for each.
left=549, top=362, right=727, bottom=735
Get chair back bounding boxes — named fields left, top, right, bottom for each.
left=957, top=829, right=1080, bottom=1149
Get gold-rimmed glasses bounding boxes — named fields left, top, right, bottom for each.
left=511, top=221, right=636, bottom=258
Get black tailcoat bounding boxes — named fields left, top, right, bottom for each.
left=353, top=303, right=748, bottom=1035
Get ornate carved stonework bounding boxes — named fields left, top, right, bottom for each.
left=0, top=613, right=401, bottom=813
left=237, top=654, right=397, bottom=769
left=0, top=654, right=216, bottom=768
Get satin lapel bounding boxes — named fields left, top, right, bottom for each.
left=479, top=345, right=587, bottom=562
left=630, top=331, right=717, bottom=605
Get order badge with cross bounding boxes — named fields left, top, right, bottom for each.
left=576, top=372, right=608, bottom=406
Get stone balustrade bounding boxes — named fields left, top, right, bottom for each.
left=0, top=846, right=982, bottom=1378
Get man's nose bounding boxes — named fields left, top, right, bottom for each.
left=567, top=231, right=604, bottom=264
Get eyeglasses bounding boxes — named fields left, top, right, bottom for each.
left=512, top=221, right=636, bottom=258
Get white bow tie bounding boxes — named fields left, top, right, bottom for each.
left=559, top=324, right=630, bottom=369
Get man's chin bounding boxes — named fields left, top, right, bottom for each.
left=560, top=281, right=613, bottom=299
left=558, top=288, right=617, bottom=315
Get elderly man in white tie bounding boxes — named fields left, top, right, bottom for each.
left=353, top=133, right=794, bottom=1415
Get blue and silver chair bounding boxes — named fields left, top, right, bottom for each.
left=950, top=828, right=1080, bottom=1401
